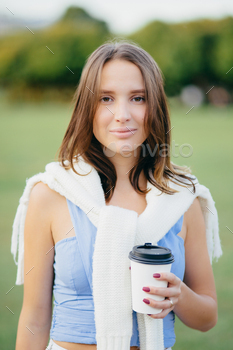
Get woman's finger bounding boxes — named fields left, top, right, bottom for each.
left=143, top=297, right=175, bottom=310
left=142, top=286, right=177, bottom=298
left=153, top=272, right=178, bottom=284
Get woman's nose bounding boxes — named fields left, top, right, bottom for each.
left=114, top=100, right=131, bottom=122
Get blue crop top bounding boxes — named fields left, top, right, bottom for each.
left=50, top=199, right=185, bottom=348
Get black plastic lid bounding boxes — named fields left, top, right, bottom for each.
left=128, top=243, right=175, bottom=265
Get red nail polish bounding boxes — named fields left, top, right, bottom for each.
left=153, top=273, right=161, bottom=278
left=142, top=287, right=150, bottom=292
left=143, top=298, right=150, bottom=304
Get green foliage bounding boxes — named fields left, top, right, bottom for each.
left=60, top=6, right=96, bottom=22
left=212, top=17, right=233, bottom=87
left=0, top=5, right=232, bottom=97
left=58, top=5, right=109, bottom=32
left=127, top=17, right=233, bottom=95
left=0, top=6, right=111, bottom=88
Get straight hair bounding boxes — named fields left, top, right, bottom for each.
left=56, top=38, right=196, bottom=200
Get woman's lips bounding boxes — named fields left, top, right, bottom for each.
left=109, top=130, right=137, bottom=138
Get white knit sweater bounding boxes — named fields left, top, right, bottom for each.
left=11, top=156, right=222, bottom=350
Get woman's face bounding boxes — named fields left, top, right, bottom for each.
left=93, top=59, right=149, bottom=159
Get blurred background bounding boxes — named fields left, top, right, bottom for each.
left=0, top=0, right=233, bottom=349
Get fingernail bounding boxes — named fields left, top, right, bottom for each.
left=153, top=273, right=161, bottom=278
left=129, top=267, right=131, bottom=270
left=143, top=298, right=150, bottom=304
left=142, top=287, right=150, bottom=292
left=147, top=314, right=151, bottom=316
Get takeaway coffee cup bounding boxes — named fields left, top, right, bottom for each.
left=128, top=243, right=175, bottom=314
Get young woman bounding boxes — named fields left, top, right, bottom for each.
left=13, top=39, right=221, bottom=350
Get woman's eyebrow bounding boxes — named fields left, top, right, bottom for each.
left=100, top=89, right=145, bottom=94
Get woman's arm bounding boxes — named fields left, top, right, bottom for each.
left=16, top=182, right=55, bottom=350
left=142, top=197, right=218, bottom=331
left=172, top=197, right=218, bottom=331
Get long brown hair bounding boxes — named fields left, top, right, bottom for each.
left=56, top=38, right=196, bottom=200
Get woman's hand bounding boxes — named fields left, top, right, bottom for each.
left=142, top=272, right=182, bottom=319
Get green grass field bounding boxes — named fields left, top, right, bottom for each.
left=1, top=93, right=233, bottom=349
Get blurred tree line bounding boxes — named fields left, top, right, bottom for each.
left=0, top=6, right=232, bottom=99
left=129, top=17, right=233, bottom=96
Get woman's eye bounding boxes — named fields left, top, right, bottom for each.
left=100, top=97, right=112, bottom=102
left=100, top=96, right=145, bottom=103
left=133, top=96, right=145, bottom=102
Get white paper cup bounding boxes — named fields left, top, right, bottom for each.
left=129, top=243, right=174, bottom=314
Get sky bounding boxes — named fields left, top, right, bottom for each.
left=1, top=0, right=233, bottom=34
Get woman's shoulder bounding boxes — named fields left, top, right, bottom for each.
left=29, top=182, right=74, bottom=245
left=184, top=197, right=203, bottom=223
left=28, top=182, right=66, bottom=226
left=179, top=197, right=202, bottom=243
left=30, top=181, right=63, bottom=205
left=183, top=197, right=205, bottom=241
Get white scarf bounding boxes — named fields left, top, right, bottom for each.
left=11, top=156, right=222, bottom=350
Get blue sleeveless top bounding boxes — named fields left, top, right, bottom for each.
left=50, top=199, right=185, bottom=348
